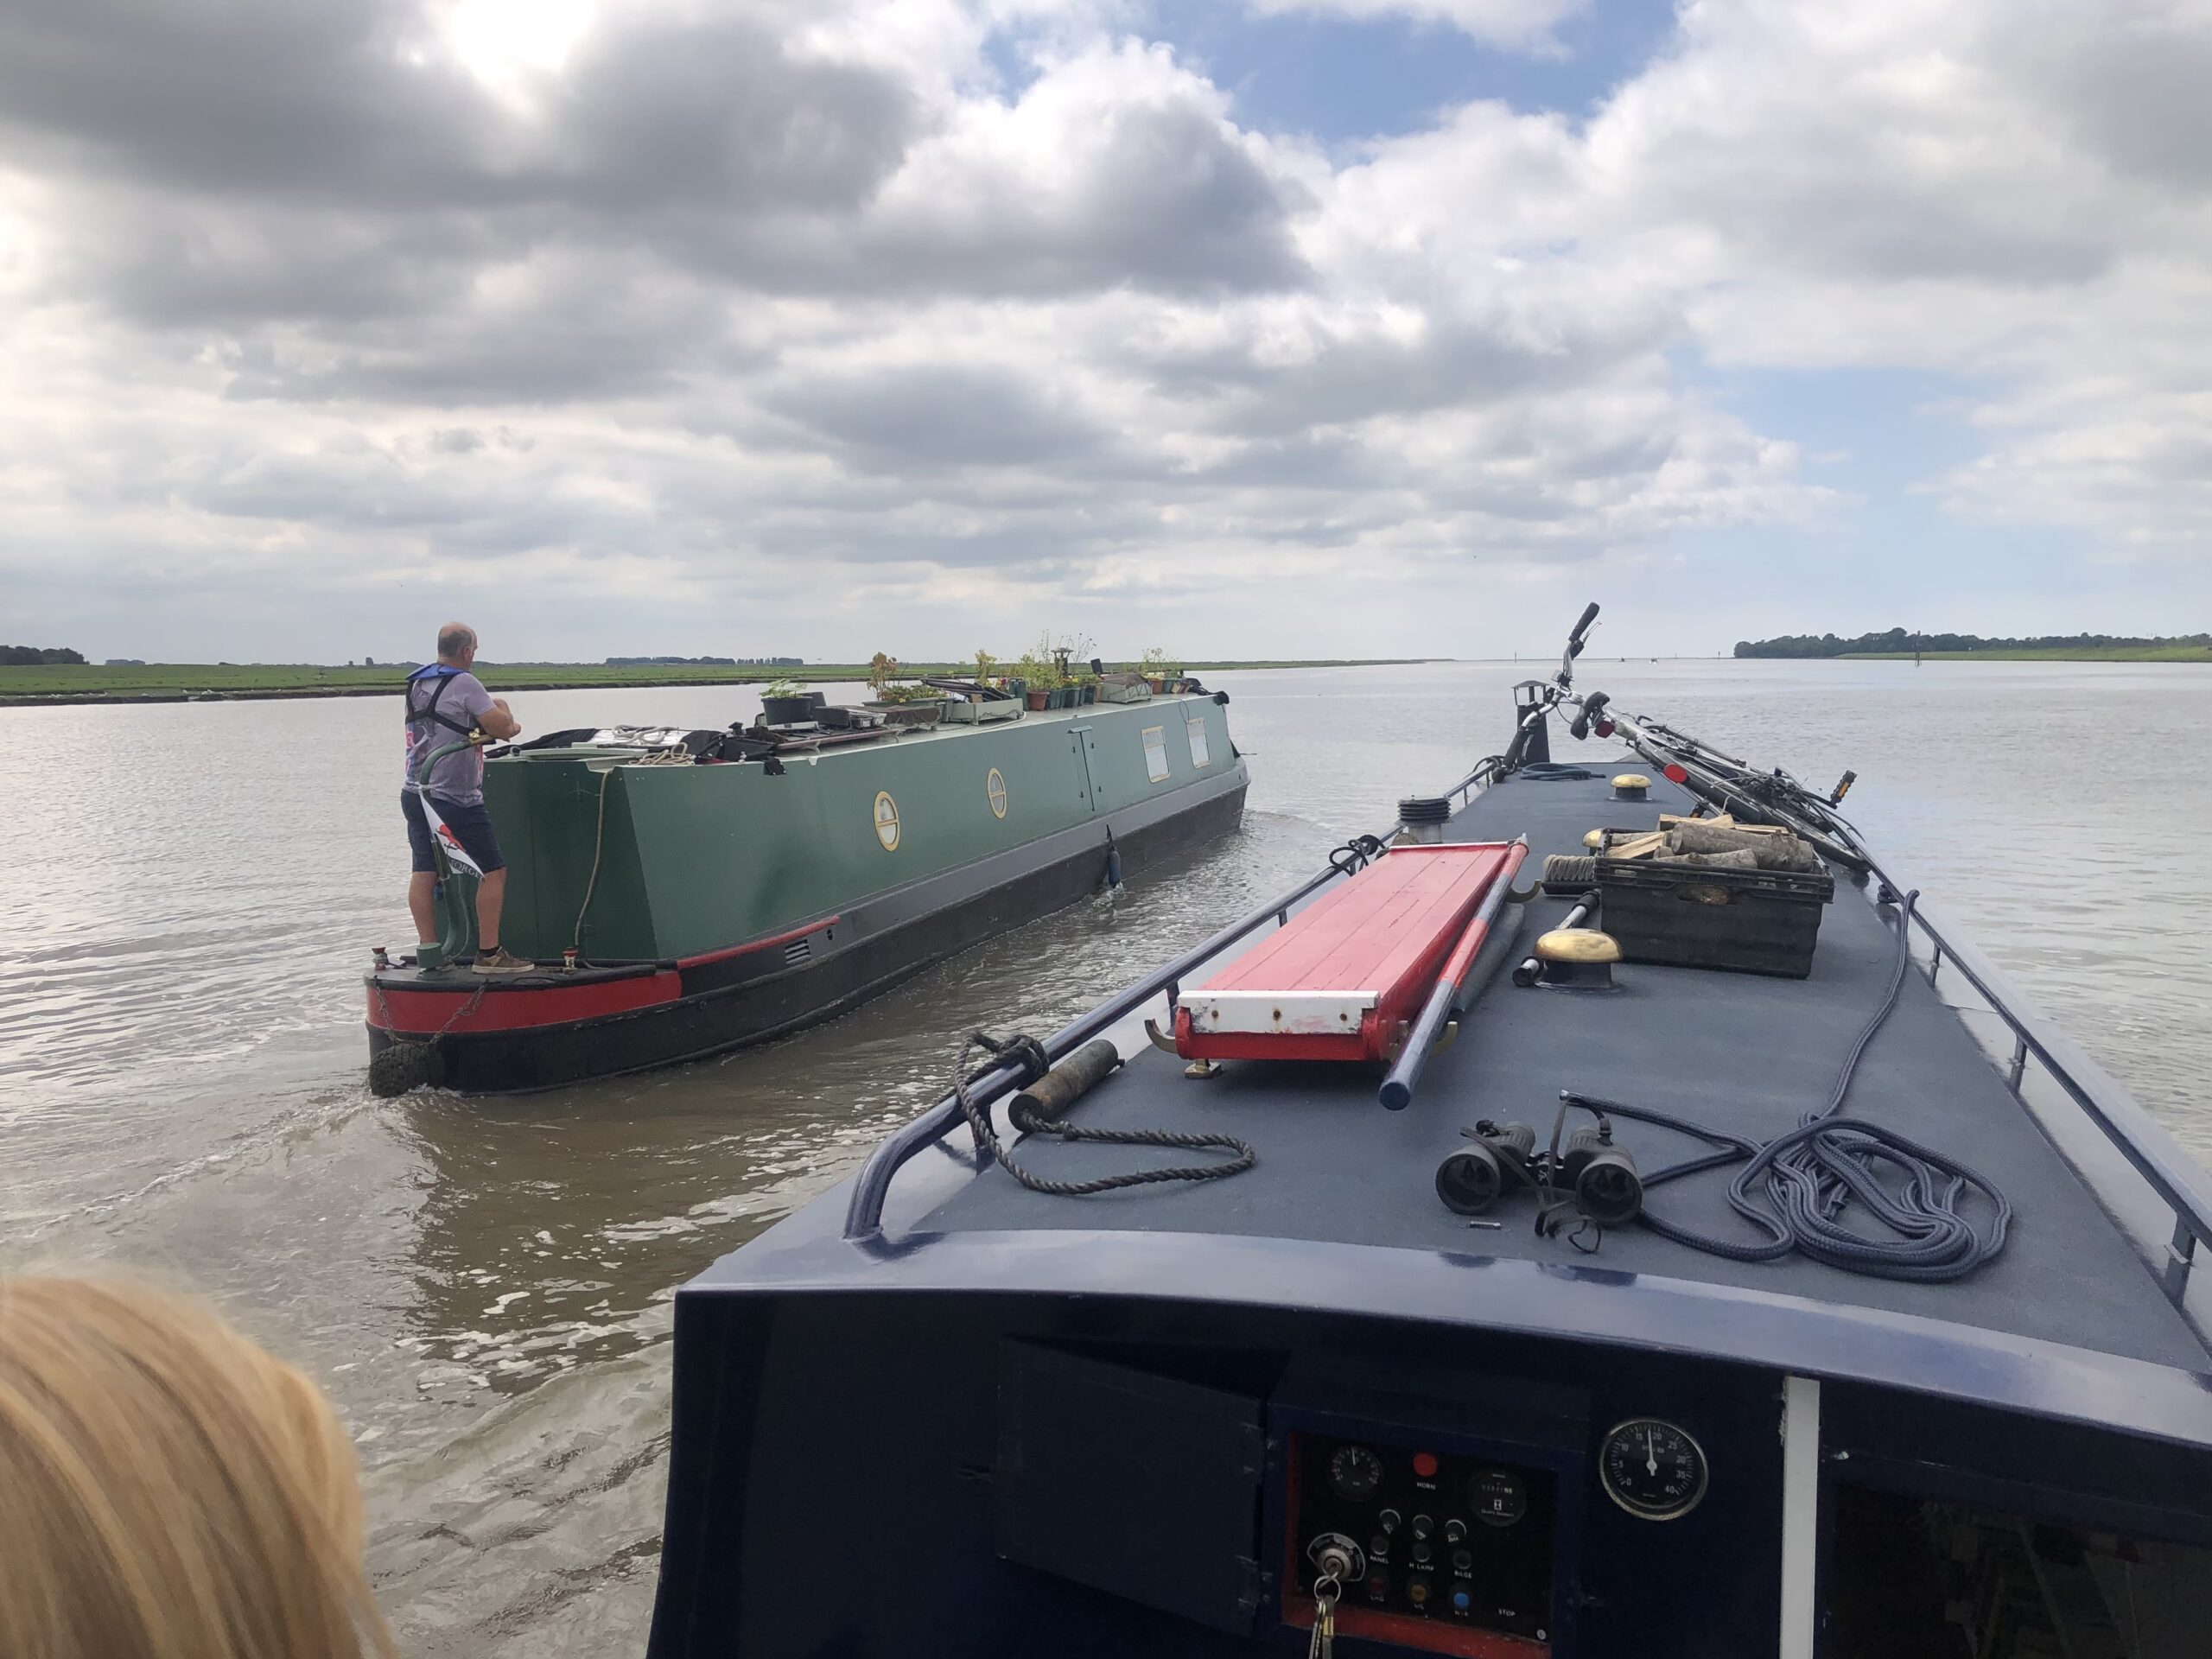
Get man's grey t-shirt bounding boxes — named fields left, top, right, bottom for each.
left=402, top=669, right=497, bottom=804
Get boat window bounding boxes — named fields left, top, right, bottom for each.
left=1185, top=715, right=1210, bottom=769
left=1143, top=725, right=1170, bottom=782
left=1827, top=1482, right=2212, bottom=1657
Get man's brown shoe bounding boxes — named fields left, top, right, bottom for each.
left=474, top=947, right=536, bottom=976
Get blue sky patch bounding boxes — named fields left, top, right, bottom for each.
left=1147, top=0, right=1682, bottom=143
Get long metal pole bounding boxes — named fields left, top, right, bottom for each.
left=1377, top=838, right=1529, bottom=1111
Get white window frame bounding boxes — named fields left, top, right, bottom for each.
left=1141, top=724, right=1170, bottom=782
left=1185, top=714, right=1211, bottom=769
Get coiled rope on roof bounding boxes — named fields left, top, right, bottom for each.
left=1568, top=892, right=2012, bottom=1282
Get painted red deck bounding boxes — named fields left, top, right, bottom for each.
left=1175, top=843, right=1513, bottom=1062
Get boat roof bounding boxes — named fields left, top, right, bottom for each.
left=504, top=695, right=1204, bottom=766
left=912, top=755, right=2211, bottom=1376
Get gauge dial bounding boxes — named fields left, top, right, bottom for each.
left=1469, top=1468, right=1529, bottom=1528
left=1599, top=1419, right=1707, bottom=1520
left=1328, top=1444, right=1385, bottom=1502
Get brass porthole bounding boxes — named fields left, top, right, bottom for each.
left=987, top=767, right=1008, bottom=819
left=873, top=790, right=900, bottom=851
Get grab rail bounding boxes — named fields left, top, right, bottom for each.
left=1860, top=851, right=2212, bottom=1312
left=842, top=826, right=1400, bottom=1240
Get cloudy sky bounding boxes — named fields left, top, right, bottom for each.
left=3, top=0, right=2208, bottom=663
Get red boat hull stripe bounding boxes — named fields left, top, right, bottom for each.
left=677, top=914, right=841, bottom=970
left=366, top=970, right=681, bottom=1034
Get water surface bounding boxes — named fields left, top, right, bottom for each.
left=2, top=659, right=2207, bottom=1654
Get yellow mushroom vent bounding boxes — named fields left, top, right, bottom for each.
left=1535, top=929, right=1623, bottom=965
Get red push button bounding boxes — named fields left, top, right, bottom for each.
left=1412, top=1451, right=1440, bottom=1478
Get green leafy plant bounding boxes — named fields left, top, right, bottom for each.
left=1014, top=634, right=1062, bottom=690
left=867, top=652, right=897, bottom=693
left=873, top=681, right=944, bottom=704
left=760, top=677, right=802, bottom=699
left=973, top=649, right=995, bottom=682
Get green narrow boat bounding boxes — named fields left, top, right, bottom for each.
left=365, top=692, right=1248, bottom=1093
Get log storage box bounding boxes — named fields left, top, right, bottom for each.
left=1597, top=855, right=1836, bottom=977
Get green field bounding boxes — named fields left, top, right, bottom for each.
left=1844, top=645, right=2212, bottom=663
left=0, top=658, right=1424, bottom=705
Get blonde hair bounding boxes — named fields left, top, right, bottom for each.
left=0, top=1276, right=396, bottom=1659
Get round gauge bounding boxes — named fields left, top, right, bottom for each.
left=1599, top=1419, right=1707, bottom=1521
left=1468, top=1468, right=1529, bottom=1528
left=1328, top=1444, right=1385, bottom=1502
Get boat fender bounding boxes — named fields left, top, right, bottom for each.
left=1102, top=831, right=1123, bottom=893
left=1542, top=853, right=1600, bottom=890
left=1011, top=1039, right=1122, bottom=1125
left=367, top=1039, right=439, bottom=1097
left=957, top=1031, right=1255, bottom=1196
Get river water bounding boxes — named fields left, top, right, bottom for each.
left=3, top=658, right=2209, bottom=1654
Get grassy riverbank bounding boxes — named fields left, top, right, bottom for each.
left=1844, top=645, right=2212, bottom=663
left=0, top=658, right=1426, bottom=707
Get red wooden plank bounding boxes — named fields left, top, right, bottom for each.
left=1201, top=847, right=1508, bottom=995
left=1211, top=849, right=1503, bottom=995
left=1180, top=845, right=1512, bottom=1063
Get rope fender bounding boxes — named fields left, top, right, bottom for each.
left=954, top=1030, right=1255, bottom=1198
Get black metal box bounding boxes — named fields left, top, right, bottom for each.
left=1598, top=857, right=1835, bottom=978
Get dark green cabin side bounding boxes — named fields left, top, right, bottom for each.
left=485, top=696, right=1237, bottom=963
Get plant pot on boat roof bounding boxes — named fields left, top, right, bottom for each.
left=867, top=681, right=945, bottom=706
left=759, top=678, right=813, bottom=725
left=1014, top=643, right=1062, bottom=711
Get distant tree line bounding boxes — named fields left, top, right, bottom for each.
left=1735, top=628, right=2212, bottom=658
left=1, top=645, right=85, bottom=665
left=603, top=655, right=801, bottom=666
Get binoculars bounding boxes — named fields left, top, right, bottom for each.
left=1435, top=1116, right=1643, bottom=1229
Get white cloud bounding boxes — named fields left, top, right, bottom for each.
left=2, top=0, right=2207, bottom=661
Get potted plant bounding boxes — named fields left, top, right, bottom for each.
left=759, top=677, right=813, bottom=725
left=864, top=679, right=949, bottom=727
left=1140, top=646, right=1173, bottom=695
left=1014, top=641, right=1059, bottom=711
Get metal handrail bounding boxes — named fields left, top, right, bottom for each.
left=1859, top=851, right=2212, bottom=1309
left=1446, top=756, right=1504, bottom=807
left=841, top=823, right=1400, bottom=1240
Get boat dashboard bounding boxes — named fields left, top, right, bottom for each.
left=647, top=1265, right=2212, bottom=1658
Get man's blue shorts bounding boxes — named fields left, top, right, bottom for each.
left=402, top=790, right=507, bottom=875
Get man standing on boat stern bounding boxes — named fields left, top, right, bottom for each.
left=403, top=622, right=531, bottom=973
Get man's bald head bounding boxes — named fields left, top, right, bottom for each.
left=436, top=623, right=477, bottom=663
